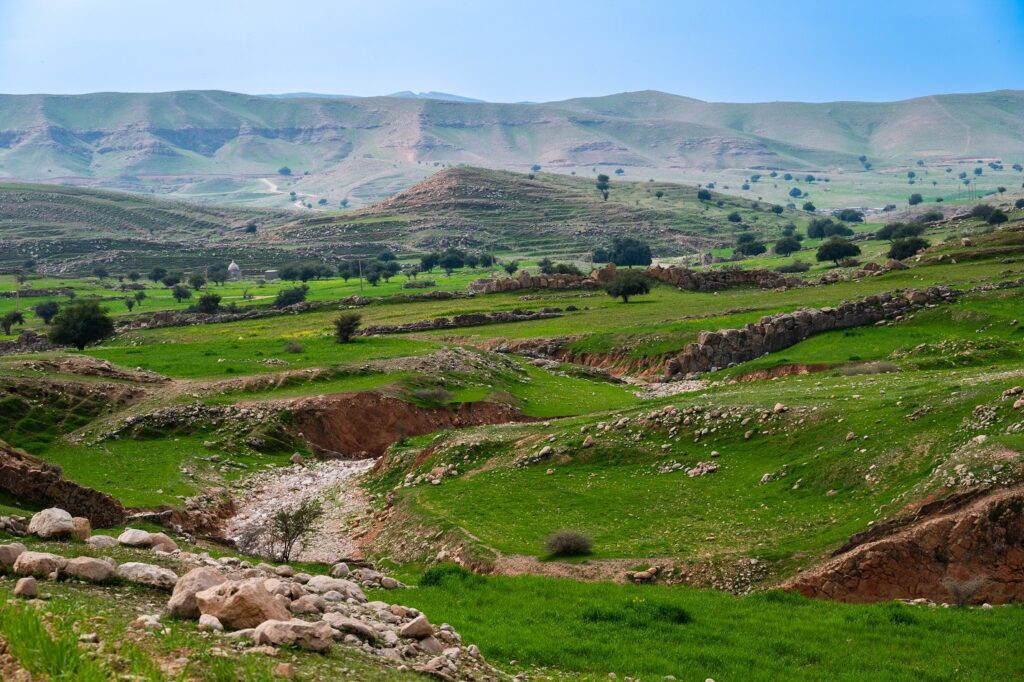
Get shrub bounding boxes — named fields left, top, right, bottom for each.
left=697, top=189, right=712, bottom=201
left=1015, top=198, right=1024, bottom=209
left=49, top=300, right=114, bottom=350
left=888, top=237, right=930, bottom=260
left=908, top=193, right=923, bottom=206
left=987, top=209, right=1008, bottom=225
left=545, top=530, right=593, bottom=557
left=194, top=293, right=221, bottom=314
left=334, top=312, right=362, bottom=343
left=420, top=564, right=478, bottom=587
left=283, top=340, right=304, bottom=354
left=237, top=498, right=323, bottom=561
left=411, top=387, right=454, bottom=406
left=834, top=208, right=864, bottom=222
left=941, top=576, right=987, bottom=607
left=33, top=301, right=60, bottom=324
left=816, top=237, right=861, bottom=266
left=274, top=285, right=308, bottom=308
left=775, top=260, right=810, bottom=273
left=726, top=211, right=742, bottom=223
left=1, top=311, right=25, bottom=335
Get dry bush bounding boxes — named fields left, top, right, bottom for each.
left=941, top=575, right=987, bottom=607
left=838, top=361, right=898, bottom=376
left=545, top=530, right=593, bottom=557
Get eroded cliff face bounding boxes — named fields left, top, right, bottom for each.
left=290, top=392, right=530, bottom=458
left=0, top=441, right=125, bottom=527
left=785, top=486, right=1024, bottom=604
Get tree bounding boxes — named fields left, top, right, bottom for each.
left=595, top=174, right=610, bottom=200
left=134, top=291, right=146, bottom=305
left=834, top=209, right=864, bottom=223
left=195, top=293, right=221, bottom=314
left=888, top=237, right=930, bottom=260
left=208, top=264, right=230, bottom=285
left=1, top=311, right=25, bottom=335
left=238, top=498, right=324, bottom=562
left=774, top=236, right=802, bottom=256
left=244, top=222, right=258, bottom=234
left=92, top=266, right=108, bottom=280
left=538, top=257, right=555, bottom=275
left=770, top=205, right=784, bottom=214
left=337, top=262, right=353, bottom=281
left=334, top=312, right=362, bottom=343
left=816, top=237, right=861, bottom=266
left=604, top=271, right=651, bottom=303
left=802, top=202, right=816, bottom=212
left=49, top=300, right=114, bottom=350
left=908, top=193, right=923, bottom=206
left=438, top=251, right=464, bottom=275
left=503, top=260, right=519, bottom=275
left=597, top=236, right=652, bottom=268
left=697, top=189, right=712, bottom=201
left=124, top=297, right=135, bottom=312
left=1015, top=198, right=1024, bottom=209
left=420, top=252, right=440, bottom=272
left=149, top=267, right=168, bottom=283
left=788, top=187, right=803, bottom=198
left=274, top=285, right=308, bottom=308
left=161, top=274, right=181, bottom=288
left=33, top=301, right=60, bottom=325
left=531, top=164, right=541, bottom=172
left=655, top=190, right=664, bottom=199
left=317, top=198, right=328, bottom=206
left=376, top=250, right=397, bottom=262
left=340, top=198, right=350, bottom=208
left=727, top=211, right=742, bottom=223
left=988, top=209, right=1008, bottom=225
left=382, top=261, right=401, bottom=282
left=278, top=166, right=292, bottom=176
left=735, top=239, right=766, bottom=256
left=365, top=269, right=381, bottom=286
left=188, top=273, right=206, bottom=290
left=127, top=271, right=140, bottom=282
left=171, top=284, right=192, bottom=302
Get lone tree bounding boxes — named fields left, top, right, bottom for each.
left=33, top=301, right=60, bottom=325
left=171, top=284, right=192, bottom=303
left=1, top=311, right=25, bottom=335
left=334, top=312, right=362, bottom=343
left=604, top=271, right=651, bottom=303
left=208, top=264, right=230, bottom=285
left=239, top=498, right=324, bottom=562
left=595, top=173, right=610, bottom=200
left=816, top=237, right=861, bottom=266
left=278, top=166, right=292, bottom=176
left=774, top=236, right=802, bottom=256
left=48, top=300, right=114, bottom=350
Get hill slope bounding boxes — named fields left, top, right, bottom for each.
left=1, top=89, right=1022, bottom=205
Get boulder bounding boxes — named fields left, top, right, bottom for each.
left=148, top=532, right=179, bottom=553
left=254, top=619, right=334, bottom=652
left=329, top=562, right=350, bottom=578
left=0, top=542, right=26, bottom=570
left=116, top=562, right=178, bottom=589
left=195, top=579, right=291, bottom=630
left=86, top=535, right=118, bottom=549
left=13, top=551, right=67, bottom=576
left=305, top=575, right=366, bottom=601
left=323, top=612, right=378, bottom=642
left=400, top=614, right=434, bottom=639
left=168, top=567, right=228, bottom=619
left=198, top=614, right=224, bottom=632
left=70, top=517, right=92, bottom=541
left=117, top=528, right=153, bottom=547
left=65, top=556, right=116, bottom=583
left=14, top=576, right=36, bottom=598
left=28, top=508, right=74, bottom=539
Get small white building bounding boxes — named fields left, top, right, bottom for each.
left=228, top=261, right=242, bottom=281
left=264, top=269, right=279, bottom=281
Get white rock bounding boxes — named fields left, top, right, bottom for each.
left=28, top=508, right=74, bottom=539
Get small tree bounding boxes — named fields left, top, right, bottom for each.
left=278, top=166, right=292, bottom=176
left=334, top=312, right=362, bottom=343
left=162, top=274, right=181, bottom=288
left=208, top=264, right=230, bottom=285
left=654, top=190, right=664, bottom=199
left=531, top=164, right=541, bottom=172
left=988, top=209, right=1008, bottom=225
left=697, top=189, right=712, bottom=201
left=604, top=271, right=651, bottom=303
left=134, top=290, right=147, bottom=306
left=888, top=237, right=930, bottom=260
left=908, top=193, right=923, bottom=206
left=595, top=173, right=610, bottom=200
left=149, top=267, right=167, bottom=283
left=92, top=266, right=108, bottom=280
left=171, top=284, right=192, bottom=302
left=240, top=499, right=324, bottom=561
left=127, top=271, right=140, bottom=282
left=195, top=293, right=221, bottom=314
left=545, top=530, right=592, bottom=557
left=816, top=237, right=861, bottom=266
left=727, top=211, right=742, bottom=223
left=124, top=298, right=135, bottom=312
left=274, top=285, right=309, bottom=308
left=802, top=201, right=816, bottom=212
left=49, top=300, right=114, bottom=350
left=1, top=311, right=25, bottom=335
left=33, top=301, right=60, bottom=325
left=503, top=260, right=519, bottom=275
left=365, top=270, right=381, bottom=286
left=775, top=236, right=802, bottom=256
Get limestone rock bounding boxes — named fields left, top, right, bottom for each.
left=400, top=614, right=434, bottom=639
left=86, top=535, right=118, bottom=549
left=254, top=619, right=334, bottom=652
left=65, top=556, right=116, bottom=583
left=168, top=567, right=228, bottom=619
left=117, top=562, right=178, bottom=589
left=70, top=517, right=92, bottom=541
left=13, top=551, right=68, bottom=576
left=117, top=528, right=153, bottom=547
left=28, top=508, right=74, bottom=539
left=0, top=542, right=26, bottom=569
left=196, top=579, right=291, bottom=630
left=14, top=576, right=36, bottom=598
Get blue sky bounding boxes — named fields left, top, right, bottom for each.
left=1, top=0, right=1022, bottom=102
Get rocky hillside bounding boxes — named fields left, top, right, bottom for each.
left=1, top=89, right=1023, bottom=204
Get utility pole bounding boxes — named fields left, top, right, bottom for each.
left=358, top=259, right=364, bottom=292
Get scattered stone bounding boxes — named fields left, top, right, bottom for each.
left=0, top=542, right=26, bottom=569
left=65, top=557, right=116, bottom=583
left=70, top=517, right=92, bottom=541
left=168, top=567, right=228, bottom=619
left=196, top=579, right=291, bottom=630
left=14, top=576, right=36, bottom=598
left=400, top=615, right=434, bottom=639
left=86, top=535, right=118, bottom=549
left=117, top=528, right=153, bottom=547
left=28, top=508, right=74, bottom=539
left=117, top=562, right=179, bottom=589
left=13, top=551, right=68, bottom=576
left=255, top=619, right=334, bottom=652
left=198, top=614, right=224, bottom=632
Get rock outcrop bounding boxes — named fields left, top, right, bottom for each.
left=0, top=441, right=125, bottom=527
left=785, top=486, right=1024, bottom=604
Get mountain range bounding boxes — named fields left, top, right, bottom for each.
left=1, top=89, right=1022, bottom=206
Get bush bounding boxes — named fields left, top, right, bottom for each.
left=774, top=236, right=802, bottom=256
left=194, top=293, right=221, bottom=314
left=420, top=564, right=478, bottom=587
left=411, top=387, right=454, bottom=406
left=274, top=285, right=308, bottom=308
left=834, top=208, right=864, bottom=223
left=33, top=301, right=60, bottom=324
left=816, top=237, right=861, bottom=266
left=49, top=300, right=114, bottom=350
left=987, top=209, right=1008, bottom=225
left=283, top=340, right=304, bottom=354
left=334, top=312, right=362, bottom=343
left=1015, top=198, right=1024, bottom=209
left=888, top=237, right=930, bottom=260
left=726, top=211, right=742, bottom=223
left=775, top=260, right=811, bottom=273
left=941, top=576, right=987, bottom=607
left=545, top=530, right=593, bottom=557
left=696, top=189, right=712, bottom=201
left=969, top=204, right=995, bottom=220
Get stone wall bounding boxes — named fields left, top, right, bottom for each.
left=663, top=286, right=958, bottom=380
left=468, top=269, right=598, bottom=294
left=0, top=331, right=59, bottom=356
left=0, top=441, right=125, bottom=527
left=644, top=265, right=803, bottom=291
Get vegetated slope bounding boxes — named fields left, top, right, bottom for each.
left=1, top=89, right=1023, bottom=205
left=0, top=182, right=295, bottom=273
left=277, top=167, right=800, bottom=258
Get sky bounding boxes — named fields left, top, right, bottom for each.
left=1, top=0, right=1022, bottom=103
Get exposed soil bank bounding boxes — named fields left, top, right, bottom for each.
left=483, top=337, right=671, bottom=379
left=291, top=392, right=531, bottom=458
left=785, top=485, right=1024, bottom=604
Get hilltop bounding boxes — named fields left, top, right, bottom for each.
left=1, top=89, right=1023, bottom=206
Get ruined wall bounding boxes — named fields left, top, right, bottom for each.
left=468, top=270, right=597, bottom=294
left=663, top=286, right=958, bottom=379
left=644, top=265, right=803, bottom=291
left=0, top=441, right=126, bottom=527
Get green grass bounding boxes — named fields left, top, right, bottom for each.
left=388, top=569, right=1024, bottom=681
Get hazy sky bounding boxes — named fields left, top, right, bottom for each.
left=1, top=0, right=1022, bottom=102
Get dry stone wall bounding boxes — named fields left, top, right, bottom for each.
left=644, top=265, right=803, bottom=291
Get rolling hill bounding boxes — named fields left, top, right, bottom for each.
left=0, top=167, right=800, bottom=273
left=1, top=89, right=1022, bottom=207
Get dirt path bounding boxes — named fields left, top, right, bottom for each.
left=225, top=459, right=376, bottom=563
